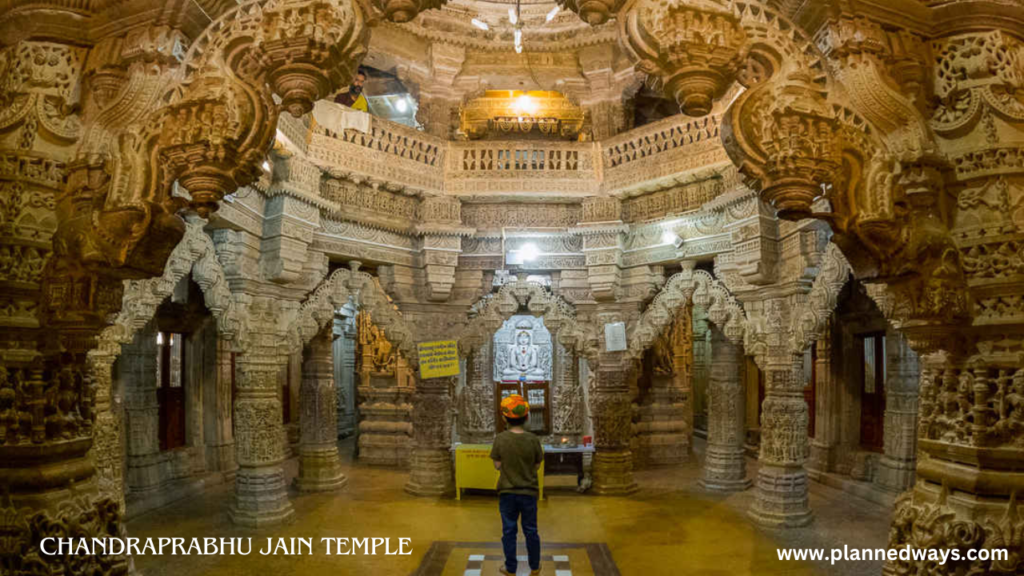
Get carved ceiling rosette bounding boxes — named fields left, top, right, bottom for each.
left=372, top=0, right=446, bottom=23
left=620, top=0, right=748, bottom=117
left=558, top=0, right=625, bottom=26
left=722, top=69, right=840, bottom=220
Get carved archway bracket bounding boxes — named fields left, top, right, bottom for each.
left=286, top=266, right=417, bottom=363
left=460, top=278, right=599, bottom=365
left=628, top=268, right=745, bottom=362
left=740, top=242, right=852, bottom=368
left=94, top=216, right=243, bottom=357
left=58, top=0, right=372, bottom=283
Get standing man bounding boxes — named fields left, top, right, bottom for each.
left=490, top=394, right=544, bottom=576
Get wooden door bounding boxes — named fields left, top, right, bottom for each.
left=859, top=333, right=886, bottom=452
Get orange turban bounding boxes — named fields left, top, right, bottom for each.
left=500, top=394, right=530, bottom=419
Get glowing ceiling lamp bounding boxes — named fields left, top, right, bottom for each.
left=395, top=97, right=408, bottom=113
left=515, top=94, right=538, bottom=116
left=546, top=5, right=559, bottom=21
left=471, top=18, right=489, bottom=30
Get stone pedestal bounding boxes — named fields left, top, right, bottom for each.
left=229, top=353, right=294, bottom=527
left=632, top=374, right=689, bottom=467
left=295, top=330, right=346, bottom=492
left=700, top=329, right=751, bottom=492
left=749, top=355, right=813, bottom=527
left=405, top=376, right=454, bottom=497
left=358, top=370, right=413, bottom=466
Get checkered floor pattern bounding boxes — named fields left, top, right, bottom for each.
left=462, top=553, right=573, bottom=576
left=412, top=542, right=619, bottom=576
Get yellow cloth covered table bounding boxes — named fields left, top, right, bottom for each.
left=454, top=443, right=543, bottom=501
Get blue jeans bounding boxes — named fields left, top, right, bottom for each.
left=499, top=493, right=540, bottom=572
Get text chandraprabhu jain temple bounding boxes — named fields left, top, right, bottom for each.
left=1, top=0, right=1023, bottom=574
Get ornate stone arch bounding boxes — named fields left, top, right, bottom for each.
left=285, top=266, right=417, bottom=363
left=63, top=0, right=372, bottom=280
left=628, top=268, right=745, bottom=362
left=95, top=217, right=241, bottom=355
left=458, top=279, right=598, bottom=365
left=740, top=242, right=853, bottom=367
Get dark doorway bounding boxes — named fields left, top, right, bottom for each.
left=157, top=331, right=187, bottom=451
left=859, top=333, right=886, bottom=452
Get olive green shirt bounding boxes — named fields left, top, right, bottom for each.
left=489, top=430, right=544, bottom=496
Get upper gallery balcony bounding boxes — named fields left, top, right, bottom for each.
left=286, top=95, right=734, bottom=203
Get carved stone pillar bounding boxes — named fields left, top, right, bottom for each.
left=552, top=342, right=583, bottom=442
left=591, top=356, right=638, bottom=494
left=700, top=327, right=751, bottom=492
left=749, top=354, right=812, bottom=527
left=875, top=332, right=918, bottom=493
left=229, top=352, right=294, bottom=527
left=334, top=315, right=358, bottom=437
left=405, top=375, right=454, bottom=497
left=205, top=337, right=236, bottom=474
left=459, top=340, right=495, bottom=444
left=807, top=319, right=839, bottom=477
left=120, top=325, right=161, bottom=495
left=691, top=306, right=710, bottom=432
left=295, top=329, right=346, bottom=492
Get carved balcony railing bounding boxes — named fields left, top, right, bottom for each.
left=601, top=114, right=732, bottom=195
left=446, top=141, right=600, bottom=197
left=300, top=104, right=736, bottom=202
left=308, top=112, right=446, bottom=194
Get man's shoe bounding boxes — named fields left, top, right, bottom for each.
left=498, top=567, right=515, bottom=575
left=530, top=570, right=542, bottom=575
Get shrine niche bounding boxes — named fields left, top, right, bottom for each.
left=355, top=310, right=413, bottom=467
left=632, top=301, right=693, bottom=467
left=459, top=90, right=586, bottom=140
left=494, top=315, right=553, bottom=383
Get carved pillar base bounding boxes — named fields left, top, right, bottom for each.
left=875, top=455, right=916, bottom=493
left=229, top=466, right=295, bottom=528
left=404, top=447, right=454, bottom=497
left=749, top=463, right=813, bottom=527
left=295, top=446, right=347, bottom=492
left=700, top=446, right=752, bottom=492
left=591, top=450, right=638, bottom=495
left=806, top=441, right=837, bottom=477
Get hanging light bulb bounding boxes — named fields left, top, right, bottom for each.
left=514, top=28, right=523, bottom=53
left=508, top=7, right=518, bottom=24
left=395, top=98, right=408, bottom=113
left=546, top=5, right=559, bottom=21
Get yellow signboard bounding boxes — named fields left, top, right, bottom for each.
left=417, top=340, right=460, bottom=379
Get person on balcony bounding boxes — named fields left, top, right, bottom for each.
left=333, top=68, right=368, bottom=112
